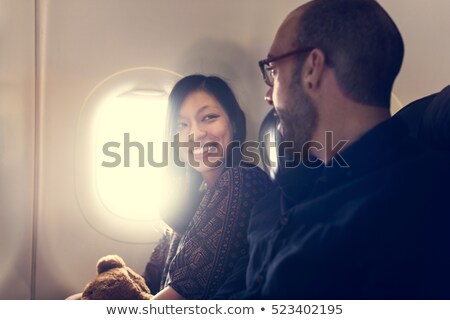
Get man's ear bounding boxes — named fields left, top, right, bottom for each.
left=302, top=48, right=326, bottom=90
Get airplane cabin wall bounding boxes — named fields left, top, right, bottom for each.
left=379, top=0, right=450, bottom=108
left=0, top=0, right=449, bottom=300
left=0, top=1, right=35, bottom=299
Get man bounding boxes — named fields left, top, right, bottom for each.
left=215, top=0, right=450, bottom=299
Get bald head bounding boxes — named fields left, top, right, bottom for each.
left=272, top=6, right=305, bottom=53
left=282, top=0, right=404, bottom=108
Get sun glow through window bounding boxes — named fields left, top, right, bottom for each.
left=95, top=95, right=167, bottom=221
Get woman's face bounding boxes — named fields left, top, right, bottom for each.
left=176, top=90, right=233, bottom=181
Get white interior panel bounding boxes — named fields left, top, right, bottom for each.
left=379, top=0, right=450, bottom=110
left=0, top=0, right=449, bottom=299
left=0, top=0, right=35, bottom=299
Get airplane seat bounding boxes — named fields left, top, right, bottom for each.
left=258, top=108, right=281, bottom=181
left=393, top=93, right=437, bottom=139
left=419, top=85, right=450, bottom=150
left=394, top=85, right=450, bottom=151
left=258, top=86, right=450, bottom=184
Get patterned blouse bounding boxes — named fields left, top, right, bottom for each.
left=143, top=165, right=273, bottom=299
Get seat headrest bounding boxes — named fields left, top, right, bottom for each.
left=258, top=108, right=281, bottom=181
left=394, top=93, right=437, bottom=139
left=394, top=85, right=450, bottom=151
left=420, top=85, right=450, bottom=150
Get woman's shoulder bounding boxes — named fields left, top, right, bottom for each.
left=236, top=163, right=272, bottom=180
left=211, top=164, right=274, bottom=195
left=222, top=163, right=275, bottom=190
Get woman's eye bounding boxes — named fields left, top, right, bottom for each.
left=203, top=114, right=219, bottom=122
left=176, top=122, right=187, bottom=130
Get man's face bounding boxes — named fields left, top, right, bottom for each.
left=266, top=12, right=318, bottom=153
left=276, top=64, right=318, bottom=153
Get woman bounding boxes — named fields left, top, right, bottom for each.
left=145, top=74, right=273, bottom=299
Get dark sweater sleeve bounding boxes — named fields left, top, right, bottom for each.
left=142, top=230, right=171, bottom=295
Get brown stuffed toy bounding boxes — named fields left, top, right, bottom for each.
left=81, top=254, right=152, bottom=300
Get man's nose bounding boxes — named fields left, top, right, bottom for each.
left=265, top=87, right=274, bottom=106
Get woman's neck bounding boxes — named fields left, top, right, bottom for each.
left=201, top=166, right=226, bottom=187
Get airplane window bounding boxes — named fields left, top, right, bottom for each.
left=75, top=67, right=181, bottom=243
left=95, top=94, right=167, bottom=220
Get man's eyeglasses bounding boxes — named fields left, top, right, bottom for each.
left=258, top=47, right=314, bottom=87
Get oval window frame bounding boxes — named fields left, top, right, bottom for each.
left=75, top=67, right=182, bottom=244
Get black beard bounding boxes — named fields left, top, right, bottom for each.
left=276, top=80, right=318, bottom=154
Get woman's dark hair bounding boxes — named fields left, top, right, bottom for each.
left=160, top=74, right=246, bottom=233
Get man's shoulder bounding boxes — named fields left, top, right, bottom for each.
left=250, top=187, right=282, bottom=223
left=383, top=143, right=450, bottom=184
